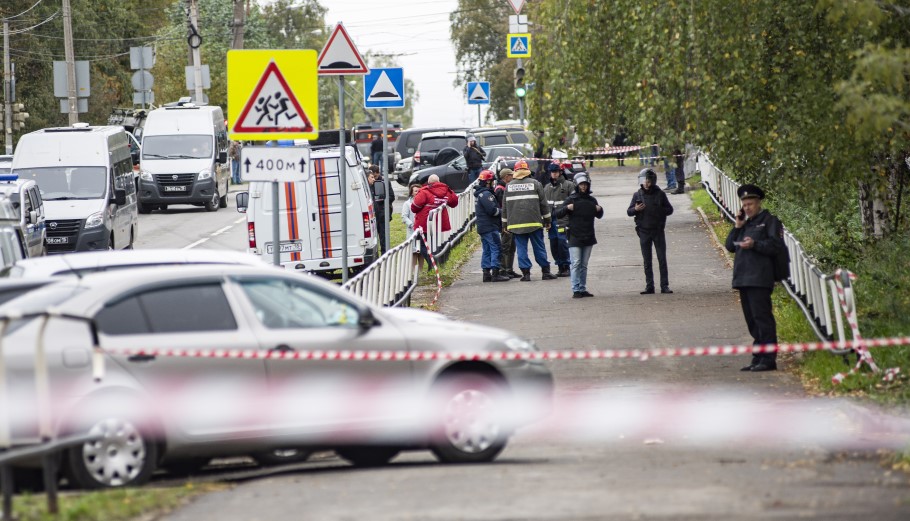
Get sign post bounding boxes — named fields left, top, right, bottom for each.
left=364, top=67, right=405, bottom=254
left=228, top=49, right=319, bottom=267
left=318, top=22, right=369, bottom=283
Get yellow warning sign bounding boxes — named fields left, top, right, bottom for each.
left=228, top=50, right=319, bottom=140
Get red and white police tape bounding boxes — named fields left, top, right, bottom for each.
left=831, top=269, right=900, bottom=385
left=103, top=336, right=910, bottom=363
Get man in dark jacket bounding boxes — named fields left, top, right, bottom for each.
left=543, top=162, right=574, bottom=276
left=627, top=169, right=674, bottom=294
left=725, top=184, right=785, bottom=372
left=463, top=136, right=486, bottom=184
left=370, top=134, right=383, bottom=167
left=502, top=160, right=557, bottom=281
left=368, top=165, right=396, bottom=254
left=556, top=172, right=603, bottom=298
left=494, top=168, right=520, bottom=278
left=475, top=170, right=510, bottom=282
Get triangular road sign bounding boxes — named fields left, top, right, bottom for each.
left=367, top=71, right=402, bottom=101
left=508, top=0, right=526, bottom=15
left=469, top=84, right=489, bottom=101
left=318, top=23, right=369, bottom=75
left=511, top=37, right=528, bottom=53
left=233, top=61, right=313, bottom=133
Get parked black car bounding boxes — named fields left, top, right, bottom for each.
left=409, top=154, right=472, bottom=193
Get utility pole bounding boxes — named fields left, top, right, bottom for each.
left=187, top=0, right=204, bottom=104
left=231, top=0, right=245, bottom=50
left=3, top=19, right=13, bottom=154
left=62, top=0, right=78, bottom=124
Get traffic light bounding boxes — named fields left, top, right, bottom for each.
left=12, top=103, right=29, bottom=131
left=514, top=66, right=526, bottom=98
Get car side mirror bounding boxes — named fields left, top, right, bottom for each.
left=27, top=210, right=38, bottom=224
left=357, top=306, right=377, bottom=329
left=218, top=150, right=228, bottom=164
left=131, top=150, right=141, bottom=166
left=112, top=189, right=127, bottom=206
left=235, top=192, right=249, bottom=213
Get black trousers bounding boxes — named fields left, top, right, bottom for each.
left=739, top=286, right=777, bottom=361
left=376, top=213, right=387, bottom=253
left=637, top=228, right=668, bottom=290
left=499, top=230, right=516, bottom=271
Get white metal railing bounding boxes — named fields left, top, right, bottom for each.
left=696, top=153, right=854, bottom=350
left=341, top=183, right=477, bottom=307
left=342, top=232, right=420, bottom=307
left=425, top=184, right=477, bottom=261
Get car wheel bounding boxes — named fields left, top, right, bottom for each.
left=138, top=203, right=152, bottom=214
left=336, top=447, right=399, bottom=467
left=65, top=416, right=157, bottom=489
left=205, top=188, right=219, bottom=212
left=252, top=448, right=313, bottom=467
left=429, top=374, right=508, bottom=464
left=218, top=190, right=228, bottom=208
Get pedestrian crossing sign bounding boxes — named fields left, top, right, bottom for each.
left=507, top=33, right=531, bottom=58
left=228, top=50, right=319, bottom=140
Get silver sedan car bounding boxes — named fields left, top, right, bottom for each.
left=1, top=265, right=553, bottom=489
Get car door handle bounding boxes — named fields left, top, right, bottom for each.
left=271, top=344, right=295, bottom=353
left=127, top=353, right=156, bottom=363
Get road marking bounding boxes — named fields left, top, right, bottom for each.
left=234, top=217, right=246, bottom=224
left=211, top=225, right=233, bottom=236
left=183, top=238, right=210, bottom=250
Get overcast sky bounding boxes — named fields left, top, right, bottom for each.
left=323, top=0, right=487, bottom=128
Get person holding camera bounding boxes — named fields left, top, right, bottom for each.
left=627, top=169, right=674, bottom=294
left=725, top=184, right=785, bottom=372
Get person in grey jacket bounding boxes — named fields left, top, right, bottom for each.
left=502, top=160, right=557, bottom=281
left=401, top=183, right=422, bottom=269
left=627, top=169, right=674, bottom=294
left=725, top=184, right=785, bottom=372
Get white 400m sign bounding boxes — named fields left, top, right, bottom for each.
left=240, top=146, right=311, bottom=183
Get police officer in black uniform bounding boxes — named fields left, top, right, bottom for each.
left=725, top=184, right=785, bottom=372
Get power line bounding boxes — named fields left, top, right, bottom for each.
left=8, top=10, right=59, bottom=35
left=1, top=0, right=44, bottom=21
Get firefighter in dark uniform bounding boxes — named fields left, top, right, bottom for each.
left=725, top=184, right=785, bottom=372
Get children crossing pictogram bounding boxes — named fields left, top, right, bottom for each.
left=234, top=61, right=313, bottom=133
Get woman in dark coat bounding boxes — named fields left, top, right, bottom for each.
left=555, top=173, right=604, bottom=298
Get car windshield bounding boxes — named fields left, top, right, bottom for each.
left=15, top=167, right=107, bottom=201
left=142, top=135, right=212, bottom=160
left=419, top=137, right=465, bottom=153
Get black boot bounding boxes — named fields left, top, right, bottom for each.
left=520, top=268, right=531, bottom=281
left=507, top=269, right=521, bottom=279
left=557, top=266, right=570, bottom=277
left=491, top=268, right=511, bottom=282
left=482, top=269, right=492, bottom=282
left=541, top=266, right=558, bottom=280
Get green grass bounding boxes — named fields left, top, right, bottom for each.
left=11, top=483, right=226, bottom=521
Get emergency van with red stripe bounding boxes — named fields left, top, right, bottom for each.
left=241, top=145, right=378, bottom=274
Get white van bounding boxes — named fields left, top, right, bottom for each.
left=11, top=124, right=138, bottom=253
left=138, top=103, right=230, bottom=213
left=236, top=145, right=379, bottom=275
left=0, top=176, right=46, bottom=257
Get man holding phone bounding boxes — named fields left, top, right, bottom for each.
left=725, top=184, right=786, bottom=372
left=627, top=169, right=674, bottom=294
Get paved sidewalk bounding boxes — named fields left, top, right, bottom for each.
left=440, top=167, right=803, bottom=393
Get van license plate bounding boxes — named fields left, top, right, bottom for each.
left=266, top=242, right=303, bottom=254
left=163, top=185, right=187, bottom=192
left=46, top=237, right=69, bottom=245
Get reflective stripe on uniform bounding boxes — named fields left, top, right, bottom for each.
left=507, top=222, right=543, bottom=231
left=508, top=194, right=540, bottom=201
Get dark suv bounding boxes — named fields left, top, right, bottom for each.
left=413, top=131, right=469, bottom=172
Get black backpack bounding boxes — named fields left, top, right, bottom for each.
left=772, top=225, right=790, bottom=282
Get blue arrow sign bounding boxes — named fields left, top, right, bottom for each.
left=467, top=81, right=490, bottom=105
left=364, top=67, right=405, bottom=109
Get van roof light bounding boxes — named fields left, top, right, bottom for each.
left=72, top=122, right=91, bottom=129
left=0, top=174, right=18, bottom=182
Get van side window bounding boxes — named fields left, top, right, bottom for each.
left=27, top=188, right=41, bottom=211
left=21, top=189, right=33, bottom=217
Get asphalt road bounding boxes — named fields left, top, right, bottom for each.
left=137, top=169, right=909, bottom=520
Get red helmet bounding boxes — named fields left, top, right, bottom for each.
left=561, top=162, right=574, bottom=171
left=478, top=170, right=495, bottom=181
left=514, top=159, right=529, bottom=171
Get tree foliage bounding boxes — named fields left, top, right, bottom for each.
left=527, top=0, right=910, bottom=239
left=450, top=0, right=514, bottom=121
